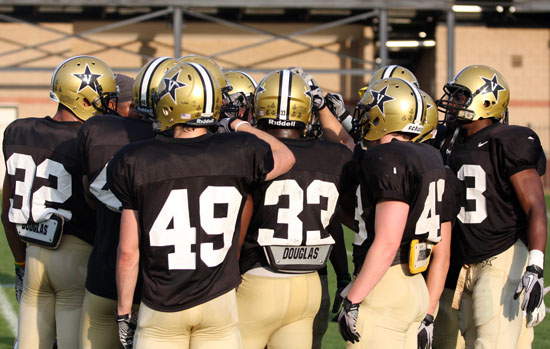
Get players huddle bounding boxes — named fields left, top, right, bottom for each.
left=0, top=54, right=546, bottom=349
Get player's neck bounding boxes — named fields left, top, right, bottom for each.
left=266, top=128, right=300, bottom=139
left=52, top=105, right=83, bottom=123
left=378, top=133, right=410, bottom=144
left=173, top=125, right=207, bottom=139
left=461, top=118, right=494, bottom=137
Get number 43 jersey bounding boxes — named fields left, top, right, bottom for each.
left=3, top=116, right=95, bottom=244
left=446, top=123, right=545, bottom=264
left=107, top=132, right=274, bottom=312
left=240, top=137, right=353, bottom=274
left=353, top=141, right=447, bottom=270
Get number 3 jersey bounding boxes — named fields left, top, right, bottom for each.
left=76, top=115, right=155, bottom=301
left=3, top=116, right=95, bottom=244
left=446, top=123, right=545, bottom=264
left=107, top=132, right=274, bottom=312
left=240, top=137, right=354, bottom=274
left=353, top=141, right=447, bottom=271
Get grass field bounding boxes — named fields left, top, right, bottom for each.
left=0, top=201, right=548, bottom=348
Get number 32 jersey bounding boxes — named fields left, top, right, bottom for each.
left=446, top=123, right=545, bottom=264
left=353, top=141, right=447, bottom=270
left=107, top=132, right=274, bottom=312
left=3, top=117, right=95, bottom=244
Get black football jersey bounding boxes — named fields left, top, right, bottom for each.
left=2, top=117, right=95, bottom=244
left=353, top=141, right=447, bottom=272
left=76, top=115, right=155, bottom=301
left=446, top=123, right=544, bottom=264
left=107, top=132, right=274, bottom=312
left=240, top=137, right=353, bottom=273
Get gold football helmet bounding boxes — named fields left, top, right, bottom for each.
left=224, top=71, right=257, bottom=120
left=178, top=55, right=230, bottom=92
left=133, top=57, right=179, bottom=117
left=50, top=55, right=117, bottom=120
left=355, top=77, right=425, bottom=141
left=413, top=90, right=439, bottom=142
left=369, top=65, right=419, bottom=89
left=254, top=69, right=313, bottom=130
left=154, top=62, right=222, bottom=132
left=437, top=65, right=509, bottom=122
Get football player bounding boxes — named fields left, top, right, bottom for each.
left=1, top=55, right=117, bottom=348
left=224, top=70, right=257, bottom=123
left=236, top=69, right=353, bottom=349
left=108, top=62, right=295, bottom=348
left=337, top=77, right=448, bottom=348
left=78, top=57, right=178, bottom=349
left=436, top=65, right=547, bottom=348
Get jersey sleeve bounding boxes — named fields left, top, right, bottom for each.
left=107, top=146, right=137, bottom=210
left=494, top=126, right=544, bottom=177
left=246, top=134, right=274, bottom=186
left=361, top=146, right=413, bottom=204
left=75, top=122, right=91, bottom=177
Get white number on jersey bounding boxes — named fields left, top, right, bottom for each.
left=89, top=163, right=122, bottom=212
left=257, top=179, right=338, bottom=246
left=457, top=164, right=487, bottom=224
left=415, top=179, right=445, bottom=243
left=6, top=153, right=72, bottom=223
left=149, top=187, right=242, bottom=270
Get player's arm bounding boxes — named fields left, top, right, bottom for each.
left=347, top=199, right=408, bottom=302
left=1, top=174, right=26, bottom=264
left=238, top=194, right=253, bottom=259
left=317, top=107, right=355, bottom=152
left=230, top=120, right=295, bottom=181
left=511, top=168, right=547, bottom=315
left=510, top=168, right=547, bottom=254
left=424, top=221, right=451, bottom=316
left=116, top=209, right=140, bottom=317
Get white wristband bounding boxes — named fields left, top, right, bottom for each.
left=234, top=120, right=249, bottom=132
left=528, top=249, right=545, bottom=270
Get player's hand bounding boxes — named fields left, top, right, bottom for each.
left=514, top=265, right=544, bottom=313
left=309, top=87, right=326, bottom=111
left=326, top=93, right=353, bottom=132
left=417, top=314, right=434, bottom=349
left=338, top=297, right=361, bottom=343
left=526, top=286, right=550, bottom=327
left=116, top=311, right=137, bottom=349
left=15, top=265, right=24, bottom=304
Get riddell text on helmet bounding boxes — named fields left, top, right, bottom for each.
left=267, top=119, right=297, bottom=127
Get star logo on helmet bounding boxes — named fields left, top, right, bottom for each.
left=480, top=74, right=505, bottom=100
left=73, top=64, right=102, bottom=94
left=161, top=71, right=187, bottom=103
left=367, top=86, right=394, bottom=115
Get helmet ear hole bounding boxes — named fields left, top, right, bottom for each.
left=483, top=100, right=490, bottom=108
left=372, top=116, right=380, bottom=126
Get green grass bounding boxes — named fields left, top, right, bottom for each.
left=0, top=199, right=548, bottom=348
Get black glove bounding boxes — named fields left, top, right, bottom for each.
left=337, top=297, right=361, bottom=343
left=331, top=275, right=351, bottom=321
left=116, top=311, right=137, bottom=349
left=417, top=314, right=434, bottom=349
left=514, top=265, right=544, bottom=313
left=15, top=266, right=24, bottom=304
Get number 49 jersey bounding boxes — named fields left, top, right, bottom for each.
left=3, top=117, right=95, bottom=244
left=446, top=123, right=545, bottom=264
left=107, top=132, right=274, bottom=312
left=353, top=141, right=447, bottom=270
left=240, top=138, right=354, bottom=273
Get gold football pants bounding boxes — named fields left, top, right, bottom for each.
left=134, top=289, right=241, bottom=349
left=18, top=235, right=92, bottom=349
left=350, top=263, right=429, bottom=349
left=237, top=271, right=322, bottom=349
left=458, top=239, right=528, bottom=349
